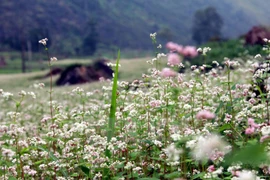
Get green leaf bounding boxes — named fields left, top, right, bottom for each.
left=34, top=160, right=44, bottom=166
left=164, top=171, right=181, bottom=179
left=225, top=143, right=269, bottom=166
left=192, top=172, right=206, bottom=179
left=8, top=176, right=17, bottom=180
left=79, top=165, right=90, bottom=177
left=215, top=101, right=224, bottom=114
left=105, top=148, right=111, bottom=158
left=71, top=173, right=79, bottom=177
left=107, top=50, right=120, bottom=142
left=218, top=124, right=230, bottom=132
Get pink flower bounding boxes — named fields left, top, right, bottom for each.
left=207, top=165, right=215, bottom=172
left=248, top=118, right=259, bottom=128
left=160, top=68, right=177, bottom=78
left=245, top=127, right=255, bottom=135
left=149, top=100, right=162, bottom=108
left=166, top=42, right=183, bottom=52
left=181, top=46, right=198, bottom=58
left=167, top=53, right=181, bottom=66
left=196, top=110, right=215, bottom=120
left=260, top=135, right=270, bottom=143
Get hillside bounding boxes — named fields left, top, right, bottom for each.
left=0, top=0, right=270, bottom=56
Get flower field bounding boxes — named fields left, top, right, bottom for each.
left=0, top=37, right=270, bottom=180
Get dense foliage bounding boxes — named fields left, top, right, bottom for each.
left=0, top=35, right=270, bottom=179
left=1, top=0, right=270, bottom=56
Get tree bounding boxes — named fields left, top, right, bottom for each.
left=192, top=7, right=223, bottom=44
left=81, top=20, right=99, bottom=56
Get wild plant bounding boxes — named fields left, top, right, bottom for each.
left=0, top=36, right=270, bottom=179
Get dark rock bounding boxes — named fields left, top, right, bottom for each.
left=245, top=26, right=270, bottom=45
left=44, top=67, right=62, bottom=78
left=56, top=59, right=113, bottom=86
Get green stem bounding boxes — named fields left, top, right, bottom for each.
left=45, top=47, right=53, bottom=121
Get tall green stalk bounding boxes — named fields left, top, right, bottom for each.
left=107, top=50, right=120, bottom=142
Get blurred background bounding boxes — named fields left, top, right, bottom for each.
left=0, top=0, right=270, bottom=74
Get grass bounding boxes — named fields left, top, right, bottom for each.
left=0, top=56, right=153, bottom=93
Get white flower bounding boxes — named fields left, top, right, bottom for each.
left=197, top=48, right=202, bottom=53
left=186, top=139, right=197, bottom=149
left=93, top=172, right=102, bottom=180
left=2, top=148, right=15, bottom=157
left=38, top=38, right=48, bottom=46
left=153, top=140, right=163, bottom=147
left=233, top=170, right=258, bottom=180
left=27, top=92, right=36, bottom=99
left=50, top=57, right=57, bottom=62
left=261, top=126, right=270, bottom=136
left=72, top=87, right=84, bottom=94
left=157, top=53, right=166, bottom=59
left=150, top=32, right=157, bottom=39
left=2, top=92, right=13, bottom=100
left=254, top=54, right=262, bottom=59
left=163, top=143, right=182, bottom=162
left=192, top=134, right=230, bottom=161
left=19, top=90, right=26, bottom=96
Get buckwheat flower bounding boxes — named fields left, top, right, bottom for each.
left=27, top=91, right=36, bottom=99
left=171, top=133, right=181, bottom=141
left=198, top=47, right=211, bottom=56
left=149, top=100, right=162, bottom=108
left=150, top=32, right=157, bottom=39
left=245, top=127, right=255, bottom=135
left=163, top=143, right=182, bottom=162
left=254, top=54, right=262, bottom=59
left=93, top=172, right=102, bottom=180
left=166, top=42, right=182, bottom=52
left=196, top=110, right=215, bottom=120
left=124, top=162, right=134, bottom=170
left=153, top=140, right=163, bottom=147
left=212, top=61, right=219, bottom=66
left=183, top=104, right=192, bottom=110
left=19, top=90, right=26, bottom=96
left=167, top=53, right=181, bottom=66
left=38, top=38, right=48, bottom=46
left=197, top=47, right=202, bottom=53
left=263, top=38, right=268, bottom=42
left=181, top=46, right=198, bottom=58
left=232, top=170, right=257, bottom=180
left=2, top=148, right=15, bottom=157
left=192, top=134, right=230, bottom=161
left=50, top=57, right=57, bottom=62
left=0, top=89, right=3, bottom=95
left=261, top=126, right=270, bottom=136
left=157, top=44, right=162, bottom=48
left=2, top=92, right=13, bottom=100
left=248, top=118, right=259, bottom=128
left=260, top=135, right=270, bottom=143
left=157, top=53, right=166, bottom=59
left=160, top=68, right=177, bottom=77
left=248, top=98, right=256, bottom=105
left=72, top=87, right=84, bottom=94
left=186, top=139, right=197, bottom=149
left=8, top=166, right=17, bottom=176
left=207, top=165, right=215, bottom=172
